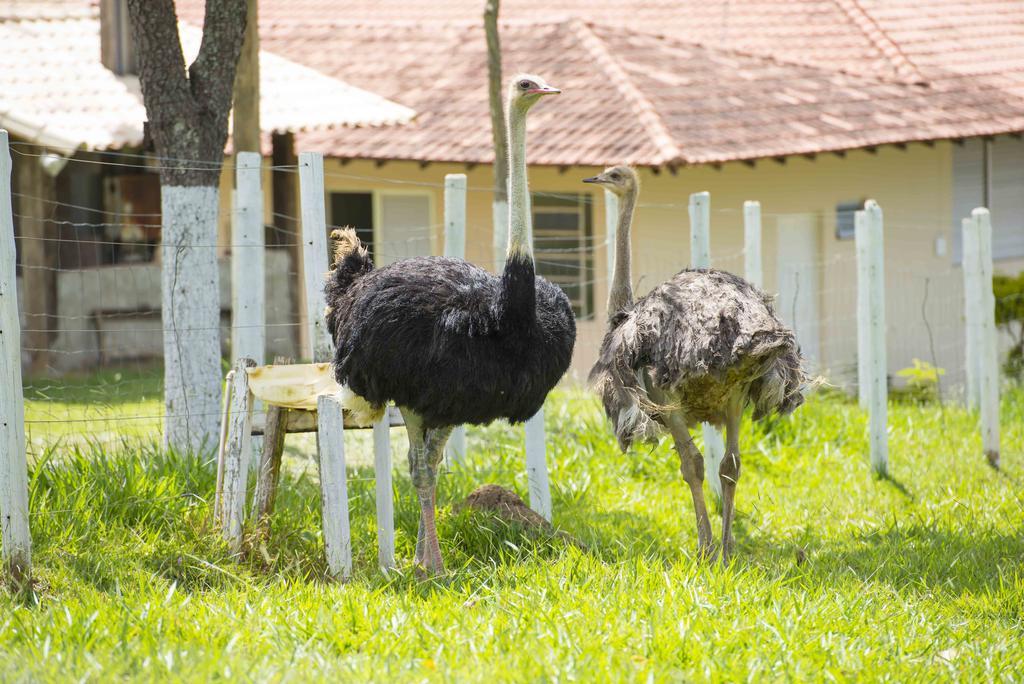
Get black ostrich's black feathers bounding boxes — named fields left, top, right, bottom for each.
left=325, top=238, right=576, bottom=429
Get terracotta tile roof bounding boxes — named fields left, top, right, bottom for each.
left=266, top=19, right=1024, bottom=166
left=175, top=0, right=1018, bottom=83
left=0, top=10, right=413, bottom=154
left=172, top=0, right=1024, bottom=165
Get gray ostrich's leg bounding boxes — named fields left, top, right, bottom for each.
left=664, top=410, right=715, bottom=560
left=720, top=407, right=743, bottom=564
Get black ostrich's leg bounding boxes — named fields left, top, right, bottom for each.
left=663, top=409, right=715, bottom=561
left=720, top=407, right=742, bottom=564
left=401, top=408, right=452, bottom=575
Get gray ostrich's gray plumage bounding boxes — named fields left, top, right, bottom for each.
left=589, top=268, right=806, bottom=451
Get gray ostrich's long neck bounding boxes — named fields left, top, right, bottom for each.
left=499, top=101, right=536, bottom=326
left=608, top=188, right=636, bottom=319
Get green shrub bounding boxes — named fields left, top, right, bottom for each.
left=893, top=358, right=945, bottom=403
left=994, top=271, right=1024, bottom=380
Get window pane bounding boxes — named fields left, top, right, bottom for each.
left=531, top=192, right=594, bottom=319
left=330, top=192, right=374, bottom=254
left=378, top=194, right=431, bottom=266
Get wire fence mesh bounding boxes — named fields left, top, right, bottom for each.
left=6, top=143, right=1018, bottom=459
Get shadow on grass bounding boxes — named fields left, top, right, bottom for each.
left=877, top=472, right=914, bottom=500
left=737, top=518, right=1024, bottom=604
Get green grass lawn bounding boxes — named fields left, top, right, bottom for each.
left=3, top=381, right=1024, bottom=681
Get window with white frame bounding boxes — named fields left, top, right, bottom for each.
left=531, top=192, right=594, bottom=318
left=329, top=191, right=432, bottom=267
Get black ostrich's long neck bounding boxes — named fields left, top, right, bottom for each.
left=608, top=187, right=636, bottom=319
left=499, top=100, right=536, bottom=326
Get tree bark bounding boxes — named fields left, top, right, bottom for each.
left=126, top=0, right=247, bottom=452
left=484, top=0, right=509, bottom=270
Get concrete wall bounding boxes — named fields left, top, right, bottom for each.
left=316, top=143, right=973, bottom=389
left=37, top=248, right=296, bottom=372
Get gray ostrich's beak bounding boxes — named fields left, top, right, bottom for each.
left=527, top=86, right=561, bottom=95
left=582, top=176, right=602, bottom=184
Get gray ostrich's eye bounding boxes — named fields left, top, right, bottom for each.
left=519, top=80, right=533, bottom=90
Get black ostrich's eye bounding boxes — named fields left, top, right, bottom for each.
left=519, top=80, right=533, bottom=90
left=610, top=172, right=621, bottom=181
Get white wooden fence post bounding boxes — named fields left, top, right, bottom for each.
left=317, top=394, right=352, bottom=580
left=856, top=200, right=888, bottom=476
left=525, top=409, right=551, bottom=522
left=298, top=151, right=334, bottom=363
left=373, top=414, right=395, bottom=569
left=689, top=191, right=711, bottom=267
left=962, top=217, right=981, bottom=409
left=220, top=357, right=256, bottom=553
left=605, top=188, right=619, bottom=290
left=689, top=191, right=725, bottom=501
left=232, top=151, right=266, bottom=365
left=743, top=200, right=762, bottom=288
left=970, top=208, right=1001, bottom=468
left=0, top=129, right=31, bottom=580
left=856, top=210, right=870, bottom=408
left=444, top=174, right=468, bottom=465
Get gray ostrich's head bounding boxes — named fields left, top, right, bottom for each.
left=508, top=73, right=561, bottom=110
left=582, top=165, right=639, bottom=197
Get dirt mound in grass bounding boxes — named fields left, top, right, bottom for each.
left=460, top=484, right=587, bottom=550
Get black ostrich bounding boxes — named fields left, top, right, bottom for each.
left=325, top=75, right=575, bottom=574
left=584, top=166, right=806, bottom=563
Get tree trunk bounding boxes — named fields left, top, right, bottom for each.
left=126, top=0, right=246, bottom=453
left=160, top=186, right=224, bottom=449
left=232, top=0, right=260, bottom=154
left=484, top=0, right=509, bottom=270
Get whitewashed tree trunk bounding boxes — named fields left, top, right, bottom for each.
left=688, top=191, right=724, bottom=501
left=162, top=185, right=224, bottom=453
left=0, top=129, right=31, bottom=580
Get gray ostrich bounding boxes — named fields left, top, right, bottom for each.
left=584, top=166, right=806, bottom=562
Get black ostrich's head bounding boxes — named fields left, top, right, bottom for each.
left=582, top=165, right=639, bottom=197
left=508, top=73, right=561, bottom=110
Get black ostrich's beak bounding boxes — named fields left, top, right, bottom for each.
left=582, top=176, right=601, bottom=184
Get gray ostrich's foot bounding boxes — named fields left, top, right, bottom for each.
left=720, top=410, right=742, bottom=565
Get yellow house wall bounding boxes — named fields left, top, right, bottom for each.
left=308, top=144, right=965, bottom=388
